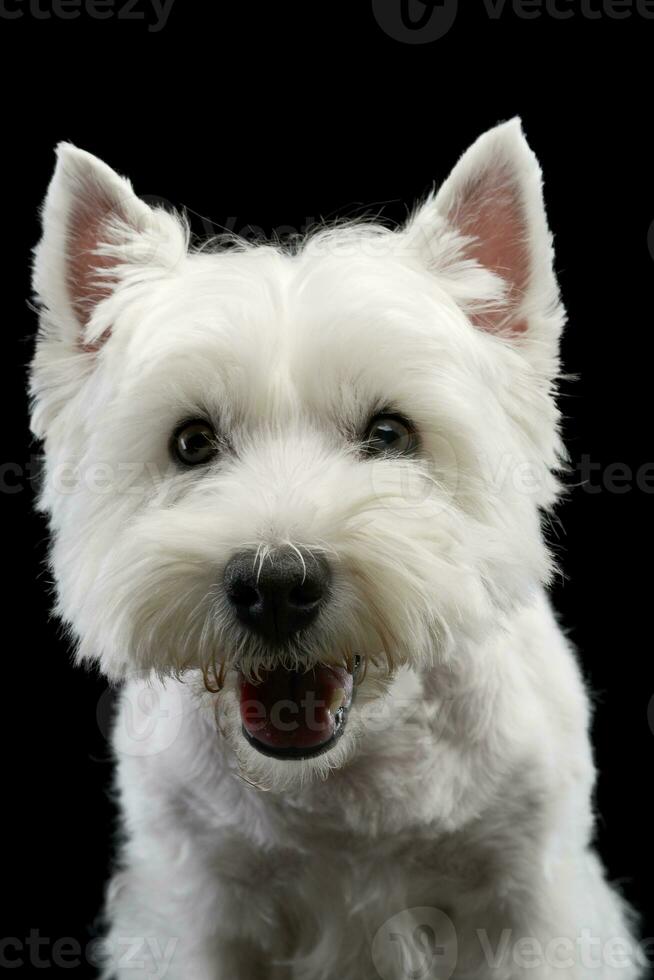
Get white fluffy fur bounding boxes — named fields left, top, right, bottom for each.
left=30, top=120, right=643, bottom=979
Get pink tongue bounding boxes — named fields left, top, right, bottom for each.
left=239, top=665, right=353, bottom=752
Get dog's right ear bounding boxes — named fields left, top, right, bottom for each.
left=32, top=144, right=187, bottom=352
left=404, top=119, right=564, bottom=373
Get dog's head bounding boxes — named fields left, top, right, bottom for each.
left=30, top=120, right=564, bottom=787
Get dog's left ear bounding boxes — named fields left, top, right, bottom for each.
left=30, top=147, right=188, bottom=439
left=406, top=118, right=563, bottom=352
left=33, top=144, right=187, bottom=352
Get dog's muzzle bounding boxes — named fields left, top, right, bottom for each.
left=223, top=548, right=359, bottom=759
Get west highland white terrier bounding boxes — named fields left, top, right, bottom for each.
left=30, top=120, right=643, bottom=979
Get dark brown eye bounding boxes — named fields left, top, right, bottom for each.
left=173, top=420, right=219, bottom=467
left=363, top=414, right=417, bottom=456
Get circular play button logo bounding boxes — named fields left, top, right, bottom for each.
left=372, top=0, right=459, bottom=43
left=372, top=907, right=458, bottom=979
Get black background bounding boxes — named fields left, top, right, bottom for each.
left=2, top=0, right=652, bottom=972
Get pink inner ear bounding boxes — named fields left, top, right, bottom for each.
left=453, top=165, right=530, bottom=335
left=67, top=179, right=125, bottom=348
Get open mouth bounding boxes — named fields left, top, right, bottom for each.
left=238, top=657, right=361, bottom=760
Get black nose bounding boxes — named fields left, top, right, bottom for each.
left=223, top=549, right=331, bottom=645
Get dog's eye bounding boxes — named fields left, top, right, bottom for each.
left=363, top=414, right=417, bottom=456
left=172, top=420, right=219, bottom=467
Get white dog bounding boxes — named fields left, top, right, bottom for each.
left=30, top=120, right=643, bottom=979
